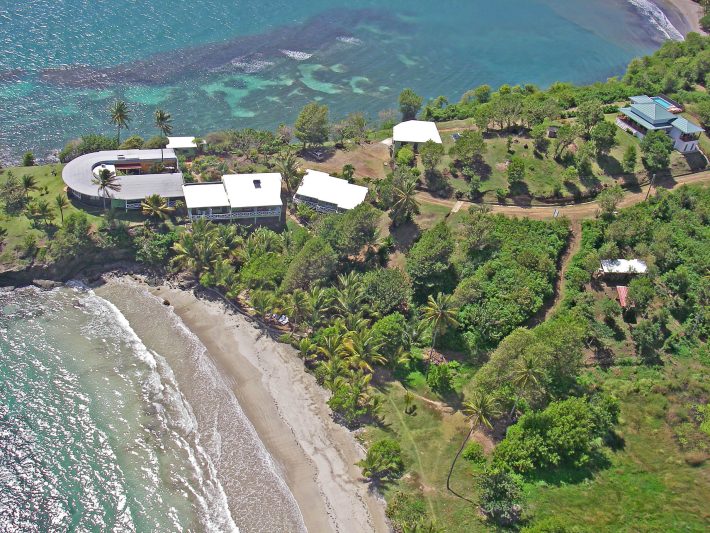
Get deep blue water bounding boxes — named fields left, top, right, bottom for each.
left=0, top=1, right=681, bottom=160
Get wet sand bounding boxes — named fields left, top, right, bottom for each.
left=658, top=0, right=704, bottom=34
left=125, top=278, right=388, bottom=533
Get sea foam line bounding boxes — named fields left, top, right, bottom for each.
left=627, top=0, right=684, bottom=41
left=72, top=284, right=241, bottom=533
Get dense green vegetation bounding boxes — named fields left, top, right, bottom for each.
left=2, top=31, right=710, bottom=533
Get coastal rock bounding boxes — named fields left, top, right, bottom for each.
left=32, top=279, right=63, bottom=290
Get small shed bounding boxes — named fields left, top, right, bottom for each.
left=392, top=120, right=442, bottom=151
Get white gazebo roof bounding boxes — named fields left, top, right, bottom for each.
left=600, top=259, right=648, bottom=274
left=296, top=170, right=368, bottom=211
left=393, top=120, right=442, bottom=144
left=222, top=173, right=283, bottom=208
left=166, top=136, right=204, bottom=150
left=182, top=182, right=230, bottom=209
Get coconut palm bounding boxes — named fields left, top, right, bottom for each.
left=154, top=108, right=173, bottom=162
left=305, top=286, right=330, bottom=329
left=284, top=289, right=310, bottom=328
left=141, top=194, right=175, bottom=224
left=421, top=292, right=459, bottom=362
left=317, top=357, right=349, bottom=390
left=91, top=168, right=121, bottom=209
left=171, top=219, right=223, bottom=274
left=509, top=353, right=546, bottom=418
left=251, top=290, right=274, bottom=318
left=54, top=194, right=69, bottom=224
left=273, top=149, right=301, bottom=197
left=446, top=390, right=501, bottom=496
left=21, top=174, right=37, bottom=198
left=345, top=328, right=386, bottom=373
left=391, top=177, right=420, bottom=226
left=316, top=329, right=348, bottom=361
left=109, top=100, right=131, bottom=145
left=31, top=199, right=54, bottom=226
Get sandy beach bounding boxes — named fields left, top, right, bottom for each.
left=123, top=277, right=389, bottom=533
left=659, top=0, right=704, bottom=34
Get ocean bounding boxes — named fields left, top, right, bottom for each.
left=0, top=0, right=685, bottom=163
left=0, top=282, right=305, bottom=532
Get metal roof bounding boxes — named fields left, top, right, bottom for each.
left=630, top=95, right=654, bottom=104
left=62, top=149, right=183, bottom=200
left=167, top=136, right=205, bottom=149
left=600, top=259, right=648, bottom=274
left=619, top=107, right=668, bottom=131
left=671, top=116, right=704, bottom=134
left=222, top=173, right=283, bottom=209
left=295, top=170, right=368, bottom=210
left=182, top=182, right=230, bottom=209
left=393, top=120, right=442, bottom=144
left=630, top=102, right=676, bottom=124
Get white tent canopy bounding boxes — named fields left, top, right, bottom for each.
left=393, top=120, right=442, bottom=144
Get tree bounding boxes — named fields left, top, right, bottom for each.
left=171, top=219, right=223, bottom=275
left=30, top=199, right=54, bottom=226
left=390, top=175, right=420, bottom=226
left=294, top=102, right=329, bottom=148
left=21, top=174, right=38, bottom=198
left=576, top=99, right=603, bottom=137
left=22, top=152, right=35, bottom=167
left=406, top=222, right=456, bottom=299
left=696, top=98, right=710, bottom=126
left=109, top=100, right=131, bottom=145
left=399, top=88, right=423, bottom=121
left=507, top=157, right=526, bottom=184
left=141, top=194, right=175, bottom=224
left=427, top=363, right=451, bottom=393
left=154, top=109, right=173, bottom=162
left=590, top=121, right=618, bottom=155
left=274, top=149, right=301, bottom=196
left=91, top=168, right=121, bottom=209
left=362, top=268, right=412, bottom=316
left=282, top=237, right=338, bottom=291
left=446, top=390, right=501, bottom=495
left=509, top=353, right=545, bottom=417
left=597, top=185, right=624, bottom=218
left=628, top=276, right=655, bottom=315
left=346, top=328, right=386, bottom=373
left=317, top=203, right=380, bottom=257
left=530, top=123, right=549, bottom=154
left=552, top=124, right=577, bottom=158
left=341, top=163, right=355, bottom=182
left=54, top=194, right=69, bottom=224
left=120, top=135, right=145, bottom=150
left=449, top=130, right=486, bottom=164
left=420, top=140, right=444, bottom=172
left=478, top=466, right=523, bottom=525
left=640, top=130, right=673, bottom=174
left=358, top=438, right=404, bottom=480
left=622, top=145, right=638, bottom=174
left=396, top=145, right=415, bottom=167
left=421, top=292, right=459, bottom=360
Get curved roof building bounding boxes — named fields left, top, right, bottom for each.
left=62, top=149, right=184, bottom=207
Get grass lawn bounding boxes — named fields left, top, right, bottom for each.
left=0, top=164, right=145, bottom=268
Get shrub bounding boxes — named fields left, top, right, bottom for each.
left=507, top=157, right=526, bottom=183
left=370, top=312, right=408, bottom=361
left=478, top=466, right=524, bottom=525
left=358, top=438, right=404, bottom=480
left=362, top=268, right=412, bottom=315
left=134, top=229, right=178, bottom=266
left=142, top=135, right=169, bottom=149
left=426, top=363, right=452, bottom=394
left=462, top=441, right=486, bottom=464
left=396, top=145, right=415, bottom=167
left=22, top=152, right=35, bottom=166
left=120, top=135, right=145, bottom=150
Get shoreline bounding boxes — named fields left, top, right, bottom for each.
left=656, top=0, right=704, bottom=34
left=106, top=275, right=389, bottom=533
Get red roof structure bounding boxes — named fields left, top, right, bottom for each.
left=616, top=286, right=630, bottom=308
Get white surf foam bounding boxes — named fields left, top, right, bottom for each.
left=627, top=0, right=684, bottom=41
left=279, top=49, right=313, bottom=61
left=76, top=287, right=241, bottom=533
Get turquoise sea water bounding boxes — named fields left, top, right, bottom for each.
left=0, top=0, right=684, bottom=162
left=0, top=283, right=305, bottom=532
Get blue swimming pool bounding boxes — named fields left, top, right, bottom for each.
left=653, top=96, right=673, bottom=109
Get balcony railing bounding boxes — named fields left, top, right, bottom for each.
left=294, top=197, right=338, bottom=214
left=188, top=208, right=281, bottom=221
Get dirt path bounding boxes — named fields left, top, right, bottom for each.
left=544, top=221, right=582, bottom=320
left=417, top=171, right=710, bottom=221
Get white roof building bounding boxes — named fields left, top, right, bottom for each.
left=600, top=259, right=648, bottom=275
left=182, top=173, right=283, bottom=222
left=393, top=120, right=442, bottom=145
left=223, top=173, right=283, bottom=209
left=295, top=170, right=369, bottom=212
left=182, top=182, right=230, bottom=209
left=166, top=136, right=205, bottom=150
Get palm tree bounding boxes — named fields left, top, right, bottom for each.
left=21, top=174, right=37, bottom=198
left=91, top=168, right=121, bottom=209
left=54, top=194, right=69, bottom=224
left=141, top=194, right=175, bottom=224
left=306, top=286, right=330, bottom=329
left=154, top=109, right=173, bottom=162
left=316, top=329, right=348, bottom=361
left=345, top=328, right=386, bottom=373
left=274, top=149, right=301, bottom=197
left=446, top=390, right=501, bottom=497
left=171, top=219, right=223, bottom=275
left=109, top=100, right=131, bottom=145
left=509, top=353, right=545, bottom=419
left=317, top=357, right=349, bottom=390
left=285, top=289, right=310, bottom=328
left=391, top=177, right=420, bottom=226
left=32, top=199, right=54, bottom=226
left=421, top=292, right=459, bottom=363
